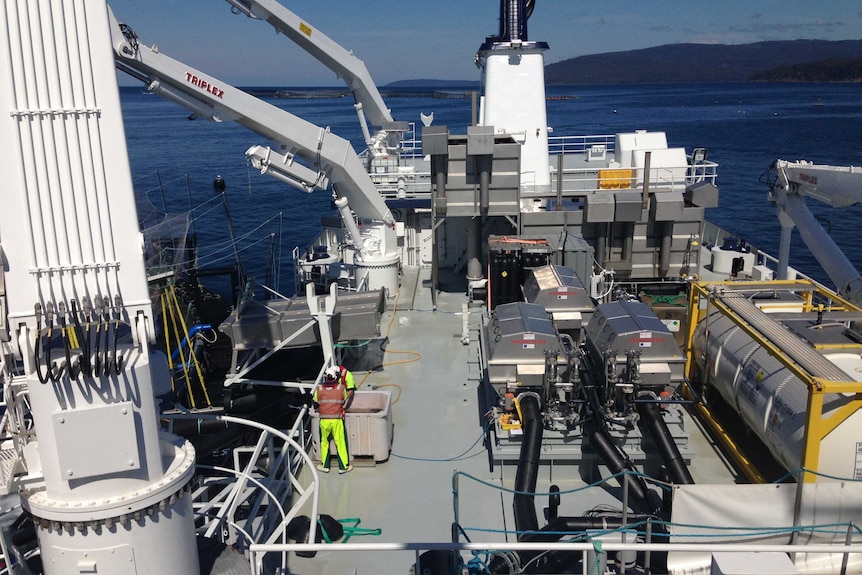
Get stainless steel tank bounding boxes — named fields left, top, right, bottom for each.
left=693, top=304, right=862, bottom=478
left=584, top=300, right=686, bottom=390
left=522, top=264, right=594, bottom=341
left=482, top=301, right=566, bottom=392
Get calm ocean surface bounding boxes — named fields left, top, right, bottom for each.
left=120, top=83, right=862, bottom=293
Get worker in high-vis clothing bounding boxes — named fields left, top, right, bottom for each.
left=313, top=366, right=353, bottom=474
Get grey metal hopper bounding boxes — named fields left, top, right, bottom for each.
left=219, top=289, right=385, bottom=350
left=584, top=299, right=685, bottom=389
left=482, top=301, right=565, bottom=391
left=522, top=264, right=594, bottom=340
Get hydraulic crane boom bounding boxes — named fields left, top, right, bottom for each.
left=110, top=8, right=396, bottom=266
left=223, top=0, right=405, bottom=155
left=770, top=159, right=862, bottom=304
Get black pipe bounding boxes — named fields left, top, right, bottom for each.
left=639, top=401, right=695, bottom=485
left=586, top=420, right=654, bottom=514
left=513, top=394, right=542, bottom=538
left=547, top=485, right=560, bottom=522
left=169, top=417, right=231, bottom=437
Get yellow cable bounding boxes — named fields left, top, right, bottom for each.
left=66, top=326, right=79, bottom=349
left=357, top=371, right=372, bottom=389
left=514, top=396, right=524, bottom=425
left=166, top=286, right=197, bottom=408
left=160, top=291, right=175, bottom=372
left=384, top=289, right=401, bottom=338
left=354, top=288, right=425, bottom=391
left=372, top=383, right=402, bottom=405
left=170, top=285, right=212, bottom=407
left=381, top=349, right=422, bottom=366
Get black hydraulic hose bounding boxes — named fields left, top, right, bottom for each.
left=170, top=417, right=231, bottom=437
left=639, top=402, right=694, bottom=485
left=101, top=312, right=111, bottom=377
left=92, top=319, right=102, bottom=376
left=34, top=319, right=50, bottom=384
left=527, top=514, right=663, bottom=541
left=103, top=319, right=113, bottom=376
left=112, top=317, right=123, bottom=375
left=586, top=420, right=653, bottom=514
left=59, top=314, right=76, bottom=379
left=70, top=300, right=92, bottom=377
left=104, top=315, right=120, bottom=376
left=513, top=394, right=542, bottom=538
left=224, top=391, right=290, bottom=415
left=46, top=322, right=63, bottom=384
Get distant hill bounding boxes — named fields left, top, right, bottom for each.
left=545, top=40, right=862, bottom=84
left=751, top=58, right=862, bottom=82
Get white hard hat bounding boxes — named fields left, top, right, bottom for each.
left=325, top=366, right=340, bottom=379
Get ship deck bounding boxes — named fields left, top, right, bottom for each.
left=286, top=267, right=741, bottom=575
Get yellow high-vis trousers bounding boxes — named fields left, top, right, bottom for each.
left=320, top=418, right=350, bottom=470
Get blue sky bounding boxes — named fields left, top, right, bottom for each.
left=109, top=0, right=862, bottom=86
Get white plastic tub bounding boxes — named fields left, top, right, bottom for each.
left=310, top=390, right=393, bottom=463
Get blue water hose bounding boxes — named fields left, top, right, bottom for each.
left=170, top=323, right=212, bottom=362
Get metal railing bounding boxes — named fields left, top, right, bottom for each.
left=699, top=220, right=820, bottom=284
left=373, top=134, right=718, bottom=201
left=165, top=412, right=320, bottom=575
left=246, top=540, right=862, bottom=575
left=371, top=160, right=718, bottom=202
left=238, top=465, right=862, bottom=574
left=549, top=134, right=618, bottom=156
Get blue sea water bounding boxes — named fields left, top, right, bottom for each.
left=120, top=82, right=862, bottom=293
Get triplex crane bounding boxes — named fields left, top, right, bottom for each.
left=110, top=8, right=401, bottom=295
left=222, top=0, right=409, bottom=161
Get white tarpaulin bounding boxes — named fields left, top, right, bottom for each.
left=668, top=483, right=862, bottom=575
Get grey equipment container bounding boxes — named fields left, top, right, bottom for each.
left=522, top=264, right=595, bottom=342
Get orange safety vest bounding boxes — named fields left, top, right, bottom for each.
left=317, top=382, right=346, bottom=419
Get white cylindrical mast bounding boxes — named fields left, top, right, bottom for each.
left=477, top=0, right=551, bottom=209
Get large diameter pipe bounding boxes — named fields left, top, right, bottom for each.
left=467, top=217, right=483, bottom=281
left=639, top=402, right=694, bottom=485
left=587, top=421, right=653, bottom=514
left=659, top=221, right=672, bottom=277
left=513, top=394, right=542, bottom=538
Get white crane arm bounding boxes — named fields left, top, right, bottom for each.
left=772, top=159, right=862, bottom=304
left=223, top=0, right=394, bottom=131
left=777, top=159, right=862, bottom=208
left=110, top=8, right=395, bottom=234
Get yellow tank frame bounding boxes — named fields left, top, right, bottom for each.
left=684, top=279, right=862, bottom=483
